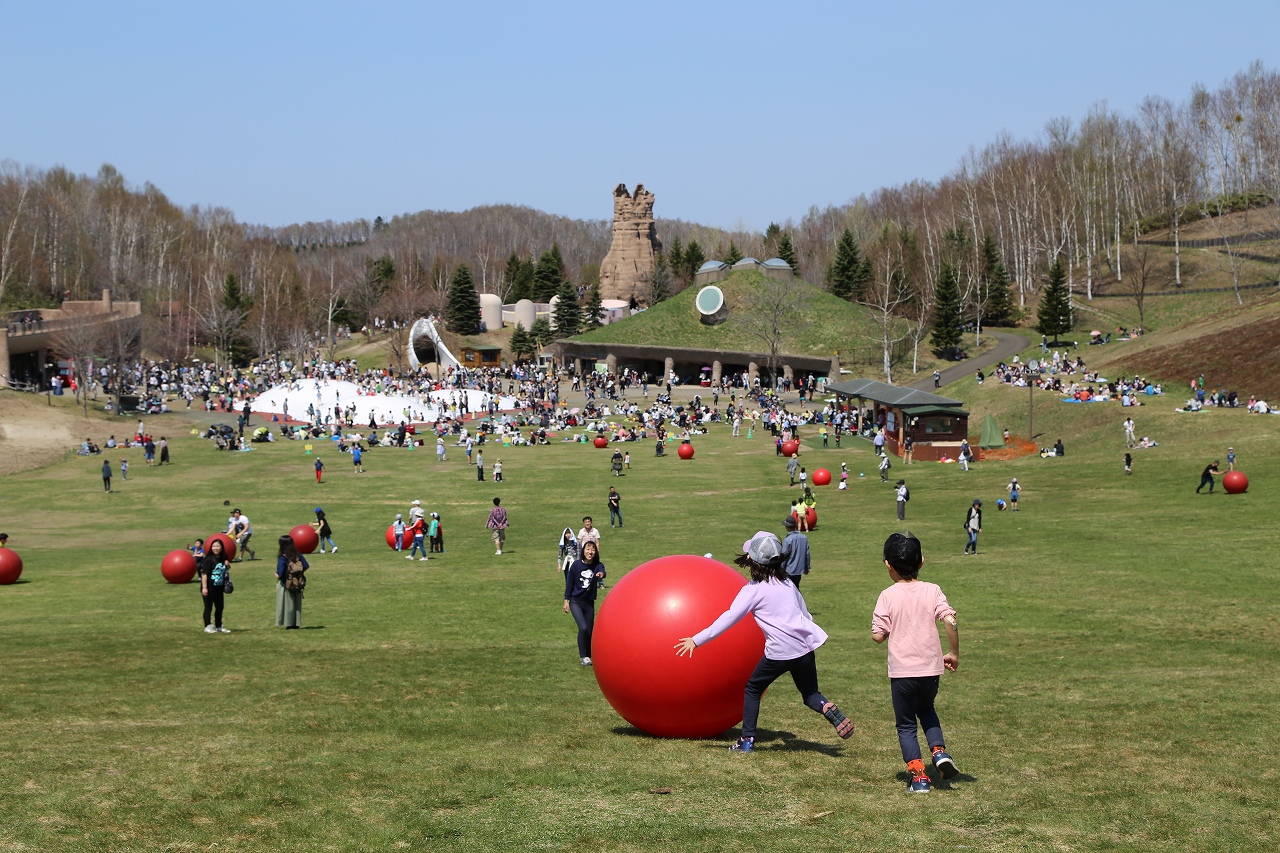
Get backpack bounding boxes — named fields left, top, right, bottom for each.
left=284, top=559, right=307, bottom=591
left=903, top=487, right=910, bottom=502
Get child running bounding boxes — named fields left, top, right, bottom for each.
left=675, top=532, right=854, bottom=752
left=871, top=532, right=960, bottom=793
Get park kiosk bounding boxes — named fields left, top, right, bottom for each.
left=826, top=379, right=969, bottom=462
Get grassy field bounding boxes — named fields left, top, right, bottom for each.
left=0, top=390, right=1277, bottom=851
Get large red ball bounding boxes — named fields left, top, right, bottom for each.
left=594, top=436, right=609, bottom=448
left=290, top=524, right=320, bottom=554
left=160, top=549, right=197, bottom=584
left=0, top=549, right=23, bottom=585
left=386, top=525, right=415, bottom=549
left=781, top=440, right=799, bottom=457
left=207, top=533, right=237, bottom=561
left=792, top=507, right=818, bottom=529
left=1223, top=470, right=1249, bottom=494
left=593, top=555, right=765, bottom=738
left=677, top=442, right=695, bottom=460
left=812, top=468, right=832, bottom=486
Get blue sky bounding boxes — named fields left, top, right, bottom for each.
left=3, top=1, right=1277, bottom=231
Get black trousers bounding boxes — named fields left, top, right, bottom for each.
left=569, top=599, right=595, bottom=658
left=202, top=587, right=225, bottom=627
left=890, top=675, right=944, bottom=763
left=740, top=651, right=828, bottom=741
left=1197, top=473, right=1214, bottom=493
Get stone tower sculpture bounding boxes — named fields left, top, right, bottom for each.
left=599, top=183, right=661, bottom=303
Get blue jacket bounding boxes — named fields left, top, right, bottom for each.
left=781, top=530, right=810, bottom=578
left=564, top=559, right=606, bottom=602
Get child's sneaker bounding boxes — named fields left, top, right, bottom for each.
left=729, top=737, right=754, bottom=752
left=931, top=748, right=959, bottom=779
left=821, top=702, right=855, bottom=739
left=908, top=773, right=931, bottom=793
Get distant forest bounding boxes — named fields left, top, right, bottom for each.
left=2, top=62, right=1279, bottom=366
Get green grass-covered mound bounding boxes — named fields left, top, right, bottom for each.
left=574, top=270, right=888, bottom=359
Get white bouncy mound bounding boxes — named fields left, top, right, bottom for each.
left=251, top=380, right=516, bottom=426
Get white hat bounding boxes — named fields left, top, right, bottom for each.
left=411, top=500, right=421, bottom=505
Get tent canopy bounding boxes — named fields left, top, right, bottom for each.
left=978, top=414, right=1003, bottom=449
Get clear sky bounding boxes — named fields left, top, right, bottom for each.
left=3, top=1, right=1277, bottom=231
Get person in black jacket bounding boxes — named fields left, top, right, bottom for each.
left=963, top=500, right=982, bottom=555
left=562, top=541, right=606, bottom=666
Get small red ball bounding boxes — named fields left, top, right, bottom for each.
left=594, top=436, right=609, bottom=448
left=386, top=525, right=415, bottom=549
left=1223, top=470, right=1249, bottom=494
left=160, top=549, right=197, bottom=584
left=677, top=442, right=695, bottom=459
left=593, top=555, right=764, bottom=738
left=290, top=524, right=320, bottom=554
left=792, top=507, right=818, bottom=529
left=781, top=440, right=799, bottom=457
left=0, top=548, right=23, bottom=585
left=812, top=468, right=832, bottom=486
left=207, top=533, right=237, bottom=561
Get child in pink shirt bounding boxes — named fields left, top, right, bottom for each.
left=871, top=532, right=961, bottom=793
left=675, top=532, right=854, bottom=752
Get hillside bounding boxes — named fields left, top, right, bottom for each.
left=572, top=270, right=942, bottom=373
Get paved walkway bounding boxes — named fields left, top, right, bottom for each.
left=908, top=331, right=1028, bottom=393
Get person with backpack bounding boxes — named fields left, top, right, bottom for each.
left=896, top=479, right=909, bottom=521
left=276, top=534, right=309, bottom=629
left=963, top=499, right=982, bottom=555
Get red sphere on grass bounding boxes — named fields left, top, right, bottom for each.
left=592, top=555, right=764, bottom=738
left=792, top=507, right=818, bottom=529
left=811, top=468, right=832, bottom=486
left=1223, top=470, right=1249, bottom=494
left=160, top=549, right=197, bottom=584
left=290, top=524, right=319, bottom=554
left=207, top=533, right=237, bottom=561
left=781, top=440, right=799, bottom=457
left=594, top=436, right=609, bottom=448
left=677, top=442, right=695, bottom=460
left=385, top=525, right=415, bottom=550
left=0, top=548, right=23, bottom=585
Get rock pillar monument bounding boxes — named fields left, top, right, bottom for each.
left=599, top=184, right=661, bottom=304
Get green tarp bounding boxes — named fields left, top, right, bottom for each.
left=978, top=414, right=1003, bottom=449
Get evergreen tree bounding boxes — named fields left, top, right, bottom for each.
left=682, top=239, right=705, bottom=283
left=646, top=252, right=671, bottom=305
left=582, top=283, right=604, bottom=330
left=504, top=252, right=523, bottom=299
left=775, top=232, right=798, bottom=270
left=979, top=235, right=1014, bottom=325
left=1036, top=259, right=1073, bottom=342
left=723, top=240, right=743, bottom=266
left=529, top=317, right=553, bottom=350
left=552, top=279, right=582, bottom=336
left=509, top=322, right=533, bottom=361
left=825, top=228, right=863, bottom=300
left=763, top=222, right=782, bottom=257
left=666, top=237, right=684, bottom=286
left=854, top=255, right=874, bottom=301
left=930, top=263, right=964, bottom=357
left=222, top=272, right=247, bottom=312
left=445, top=263, right=481, bottom=334
left=508, top=257, right=536, bottom=302
left=533, top=249, right=564, bottom=303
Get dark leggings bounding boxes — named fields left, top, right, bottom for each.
left=568, top=599, right=595, bottom=658
left=202, top=587, right=225, bottom=627
left=891, top=675, right=944, bottom=763
left=1197, top=473, right=1215, bottom=493
left=741, top=651, right=828, bottom=741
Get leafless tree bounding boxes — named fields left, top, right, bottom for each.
left=733, top=276, right=808, bottom=385
left=1119, top=242, right=1160, bottom=333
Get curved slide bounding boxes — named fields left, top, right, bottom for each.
left=408, top=317, right=461, bottom=372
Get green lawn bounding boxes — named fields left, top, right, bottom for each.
left=0, top=394, right=1276, bottom=851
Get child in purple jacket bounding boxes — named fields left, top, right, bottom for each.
left=675, top=532, right=854, bottom=752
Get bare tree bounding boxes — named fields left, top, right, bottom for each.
left=51, top=304, right=106, bottom=416
left=1119, top=242, right=1160, bottom=333
left=861, top=226, right=918, bottom=382
left=733, top=276, right=808, bottom=385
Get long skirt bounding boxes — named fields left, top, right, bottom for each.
left=276, top=581, right=302, bottom=627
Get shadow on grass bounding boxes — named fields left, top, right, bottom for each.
left=609, top=725, right=845, bottom=755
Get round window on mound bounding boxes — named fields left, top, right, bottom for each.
left=695, top=285, right=727, bottom=325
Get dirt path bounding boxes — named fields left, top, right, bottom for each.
left=0, top=392, right=103, bottom=475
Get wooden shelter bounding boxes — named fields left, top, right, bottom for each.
left=826, top=379, right=969, bottom=462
